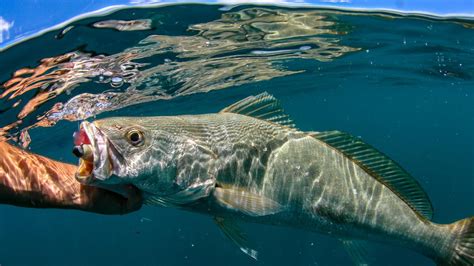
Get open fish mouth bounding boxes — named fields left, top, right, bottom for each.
left=73, top=121, right=115, bottom=185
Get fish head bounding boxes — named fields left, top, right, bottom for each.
left=73, top=116, right=216, bottom=202
left=73, top=118, right=164, bottom=188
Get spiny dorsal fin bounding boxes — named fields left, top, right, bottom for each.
left=220, top=92, right=295, bottom=128
left=314, top=131, right=434, bottom=220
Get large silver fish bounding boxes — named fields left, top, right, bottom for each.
left=72, top=93, right=473, bottom=265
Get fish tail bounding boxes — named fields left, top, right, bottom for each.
left=438, top=216, right=474, bottom=266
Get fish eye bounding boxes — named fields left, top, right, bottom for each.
left=126, top=130, right=144, bottom=146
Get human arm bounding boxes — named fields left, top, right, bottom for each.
left=0, top=141, right=142, bottom=214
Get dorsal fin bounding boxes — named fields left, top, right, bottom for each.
left=220, top=92, right=295, bottom=128
left=314, top=131, right=434, bottom=220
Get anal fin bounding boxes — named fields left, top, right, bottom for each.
left=340, top=239, right=370, bottom=266
left=214, top=217, right=258, bottom=260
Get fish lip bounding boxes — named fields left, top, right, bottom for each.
left=75, top=121, right=120, bottom=185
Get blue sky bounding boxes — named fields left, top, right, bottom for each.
left=0, top=0, right=473, bottom=49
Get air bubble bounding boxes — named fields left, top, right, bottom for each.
left=111, top=76, right=123, bottom=87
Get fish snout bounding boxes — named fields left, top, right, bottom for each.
left=72, top=145, right=84, bottom=158
left=73, top=122, right=97, bottom=184
left=72, top=144, right=93, bottom=160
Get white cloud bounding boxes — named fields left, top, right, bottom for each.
left=129, top=0, right=161, bottom=4
left=319, top=0, right=351, bottom=3
left=217, top=0, right=300, bottom=4
left=0, top=17, right=14, bottom=44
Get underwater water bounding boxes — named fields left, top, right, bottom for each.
left=0, top=3, right=473, bottom=266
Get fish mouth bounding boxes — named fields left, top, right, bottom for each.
left=73, top=121, right=119, bottom=185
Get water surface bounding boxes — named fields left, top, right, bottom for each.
left=0, top=4, right=473, bottom=266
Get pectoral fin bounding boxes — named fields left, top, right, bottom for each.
left=214, top=217, right=258, bottom=260
left=213, top=187, right=283, bottom=217
left=340, top=239, right=370, bottom=266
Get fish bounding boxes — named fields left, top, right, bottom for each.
left=72, top=92, right=473, bottom=265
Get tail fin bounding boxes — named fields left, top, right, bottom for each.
left=441, top=217, right=474, bottom=266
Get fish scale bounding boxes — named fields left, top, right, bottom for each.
left=76, top=92, right=474, bottom=266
